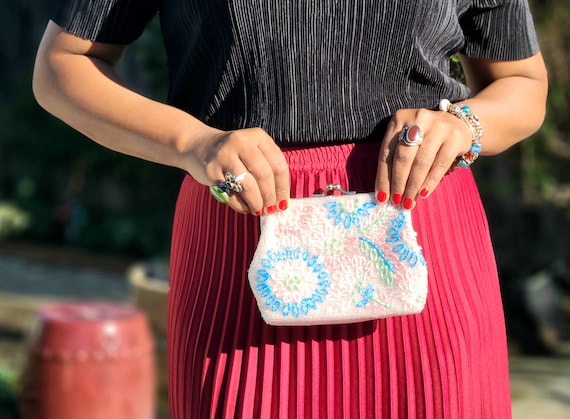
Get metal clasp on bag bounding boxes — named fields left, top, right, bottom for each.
left=314, top=184, right=356, bottom=197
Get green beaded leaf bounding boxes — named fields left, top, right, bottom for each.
left=358, top=237, right=395, bottom=286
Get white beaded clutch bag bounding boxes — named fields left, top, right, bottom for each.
left=248, top=186, right=428, bottom=326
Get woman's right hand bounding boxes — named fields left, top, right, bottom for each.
left=184, top=127, right=290, bottom=215
left=33, top=22, right=289, bottom=216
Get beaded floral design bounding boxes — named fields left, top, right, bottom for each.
left=254, top=246, right=331, bottom=318
left=354, top=281, right=391, bottom=309
left=248, top=192, right=428, bottom=325
left=323, top=199, right=377, bottom=228
left=386, top=212, right=427, bottom=268
left=358, top=236, right=395, bottom=285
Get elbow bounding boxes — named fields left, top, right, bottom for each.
left=32, top=22, right=67, bottom=115
left=32, top=71, right=48, bottom=113
left=32, top=35, right=73, bottom=119
left=529, top=71, right=549, bottom=136
left=32, top=45, right=75, bottom=121
left=531, top=62, right=549, bottom=134
left=32, top=49, right=77, bottom=126
left=32, top=53, right=58, bottom=115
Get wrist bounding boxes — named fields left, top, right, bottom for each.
left=439, top=99, right=483, bottom=171
left=173, top=116, right=224, bottom=173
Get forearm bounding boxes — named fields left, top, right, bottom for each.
left=461, top=77, right=547, bottom=156
left=454, top=53, right=548, bottom=155
left=33, top=23, right=291, bottom=216
left=32, top=24, right=219, bottom=172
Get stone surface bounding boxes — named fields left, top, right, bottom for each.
left=510, top=356, right=570, bottom=418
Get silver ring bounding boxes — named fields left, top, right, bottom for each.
left=209, top=170, right=249, bottom=204
left=223, top=171, right=248, bottom=193
left=398, top=124, right=424, bottom=147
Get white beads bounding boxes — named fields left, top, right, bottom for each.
left=438, top=99, right=451, bottom=112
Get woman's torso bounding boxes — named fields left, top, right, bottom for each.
left=159, top=0, right=475, bottom=145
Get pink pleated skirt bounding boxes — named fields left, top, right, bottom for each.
left=167, top=142, right=511, bottom=418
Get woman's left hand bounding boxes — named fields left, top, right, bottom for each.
left=375, top=108, right=473, bottom=210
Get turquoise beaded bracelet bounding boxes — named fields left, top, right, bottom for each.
left=439, top=99, right=483, bottom=171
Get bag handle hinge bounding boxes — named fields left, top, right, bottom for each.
left=314, top=184, right=356, bottom=197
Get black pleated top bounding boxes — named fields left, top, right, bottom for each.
left=49, top=0, right=539, bottom=146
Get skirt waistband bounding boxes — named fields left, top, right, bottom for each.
left=282, top=142, right=381, bottom=173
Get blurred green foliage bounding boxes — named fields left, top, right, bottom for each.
left=0, top=203, right=30, bottom=239
left=474, top=1, right=570, bottom=207
left=1, top=11, right=180, bottom=258
left=0, top=367, right=19, bottom=419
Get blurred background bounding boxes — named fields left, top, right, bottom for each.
left=0, top=0, right=569, bottom=418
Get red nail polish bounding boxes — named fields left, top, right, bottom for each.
left=392, top=193, right=402, bottom=205
left=420, top=188, right=429, bottom=198
left=403, top=197, right=413, bottom=210
left=377, top=191, right=387, bottom=203
left=267, top=205, right=277, bottom=214
left=278, top=200, right=288, bottom=210
left=255, top=209, right=263, bottom=216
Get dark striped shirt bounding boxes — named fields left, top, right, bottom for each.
left=50, top=0, right=539, bottom=146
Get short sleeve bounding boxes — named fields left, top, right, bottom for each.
left=50, top=0, right=159, bottom=44
left=460, top=0, right=540, bottom=60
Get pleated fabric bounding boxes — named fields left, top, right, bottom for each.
left=167, top=142, right=511, bottom=419
left=49, top=1, right=540, bottom=147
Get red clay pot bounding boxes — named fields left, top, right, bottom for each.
left=20, top=302, right=156, bottom=419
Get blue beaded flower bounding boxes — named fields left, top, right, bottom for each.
left=385, top=211, right=426, bottom=268
left=355, top=283, right=391, bottom=309
left=323, top=200, right=377, bottom=229
left=255, top=246, right=331, bottom=318
left=356, top=284, right=376, bottom=307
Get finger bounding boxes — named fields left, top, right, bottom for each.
left=375, top=122, right=399, bottom=204
left=414, top=114, right=472, bottom=201
left=231, top=196, right=253, bottom=214
left=240, top=148, right=280, bottom=215
left=223, top=160, right=266, bottom=215
left=402, top=129, right=441, bottom=209
left=232, top=128, right=289, bottom=215
left=209, top=168, right=256, bottom=214
left=258, top=140, right=290, bottom=212
left=228, top=171, right=258, bottom=214
left=417, top=141, right=458, bottom=200
left=389, top=128, right=421, bottom=206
